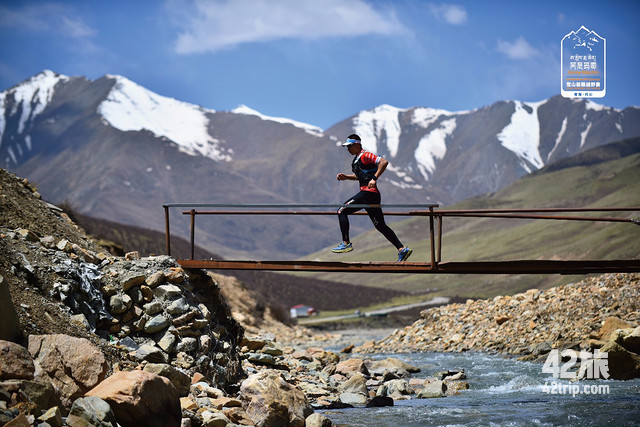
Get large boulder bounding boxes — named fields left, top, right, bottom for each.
left=86, top=370, right=181, bottom=427
left=28, top=334, right=108, bottom=407
left=240, top=370, right=313, bottom=427
left=612, top=326, right=640, bottom=354
left=598, top=341, right=640, bottom=380
left=597, top=317, right=635, bottom=341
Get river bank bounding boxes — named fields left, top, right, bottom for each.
left=357, top=273, right=640, bottom=358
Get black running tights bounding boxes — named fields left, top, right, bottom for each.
left=337, top=191, right=403, bottom=249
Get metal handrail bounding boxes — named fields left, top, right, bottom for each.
left=163, top=203, right=640, bottom=269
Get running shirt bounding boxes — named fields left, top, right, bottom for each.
left=352, top=150, right=381, bottom=193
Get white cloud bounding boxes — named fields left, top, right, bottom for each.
left=496, top=36, right=540, bottom=60
left=429, top=3, right=467, bottom=25
left=0, top=3, right=96, bottom=38
left=167, top=0, right=406, bottom=54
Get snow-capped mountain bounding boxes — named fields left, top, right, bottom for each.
left=1, top=70, right=639, bottom=258
left=327, top=96, right=639, bottom=201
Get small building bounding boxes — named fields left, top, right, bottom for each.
left=290, top=304, right=317, bottom=319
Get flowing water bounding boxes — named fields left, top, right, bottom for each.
left=319, top=352, right=640, bottom=426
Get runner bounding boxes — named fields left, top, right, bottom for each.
left=332, top=134, right=413, bottom=262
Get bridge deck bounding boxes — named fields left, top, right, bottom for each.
left=178, top=259, right=640, bottom=275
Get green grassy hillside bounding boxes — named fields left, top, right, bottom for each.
left=293, top=147, right=640, bottom=299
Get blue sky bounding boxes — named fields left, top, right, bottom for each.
left=1, top=0, right=638, bottom=129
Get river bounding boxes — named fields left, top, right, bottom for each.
left=317, top=351, right=640, bottom=426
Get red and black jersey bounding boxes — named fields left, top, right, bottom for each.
left=352, top=150, right=381, bottom=193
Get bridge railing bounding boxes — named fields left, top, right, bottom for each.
left=162, top=203, right=639, bottom=272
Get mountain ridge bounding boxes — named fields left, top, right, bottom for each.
left=1, top=70, right=639, bottom=259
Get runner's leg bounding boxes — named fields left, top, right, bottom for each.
left=364, top=193, right=404, bottom=249
left=337, top=193, right=365, bottom=242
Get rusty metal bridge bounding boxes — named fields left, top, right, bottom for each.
left=163, top=203, right=640, bottom=275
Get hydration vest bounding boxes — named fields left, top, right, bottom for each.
left=352, top=152, right=378, bottom=191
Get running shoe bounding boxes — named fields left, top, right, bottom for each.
left=397, top=247, right=413, bottom=262
left=331, top=242, right=353, bottom=253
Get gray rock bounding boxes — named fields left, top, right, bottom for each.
left=246, top=352, right=277, bottom=366
left=109, top=295, right=128, bottom=315
left=338, top=392, right=368, bottom=405
left=377, top=379, right=413, bottom=398
left=175, top=337, right=198, bottom=353
left=40, top=235, right=56, bottom=249
left=337, top=373, right=368, bottom=395
left=153, top=284, right=182, bottom=301
left=37, top=406, right=63, bottom=427
left=305, top=412, right=335, bottom=427
left=530, top=341, right=553, bottom=357
left=367, top=357, right=420, bottom=375
left=166, top=298, right=190, bottom=316
left=144, top=314, right=171, bottom=334
left=261, top=345, right=284, bottom=356
left=69, top=396, right=117, bottom=427
left=118, top=336, right=140, bottom=352
left=136, top=344, right=169, bottom=364
left=156, top=329, right=177, bottom=353
left=143, top=300, right=163, bottom=316
left=201, top=410, right=230, bottom=427
left=121, top=273, right=146, bottom=292
left=416, top=380, right=447, bottom=398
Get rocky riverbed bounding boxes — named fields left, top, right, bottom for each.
left=357, top=273, right=640, bottom=380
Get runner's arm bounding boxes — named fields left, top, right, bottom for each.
left=337, top=173, right=357, bottom=181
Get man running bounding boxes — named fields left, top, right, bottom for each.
left=332, top=134, right=413, bottom=262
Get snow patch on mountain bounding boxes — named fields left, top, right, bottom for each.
left=386, top=164, right=424, bottom=189
left=580, top=122, right=592, bottom=147
left=232, top=105, right=323, bottom=137
left=585, top=99, right=609, bottom=112
left=497, top=100, right=545, bottom=173
left=98, top=75, right=232, bottom=161
left=414, top=118, right=456, bottom=180
left=411, top=107, right=454, bottom=129
left=353, top=104, right=406, bottom=158
left=548, top=117, right=568, bottom=161
left=0, top=70, right=68, bottom=143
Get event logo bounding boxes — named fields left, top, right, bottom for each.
left=561, top=26, right=606, bottom=98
